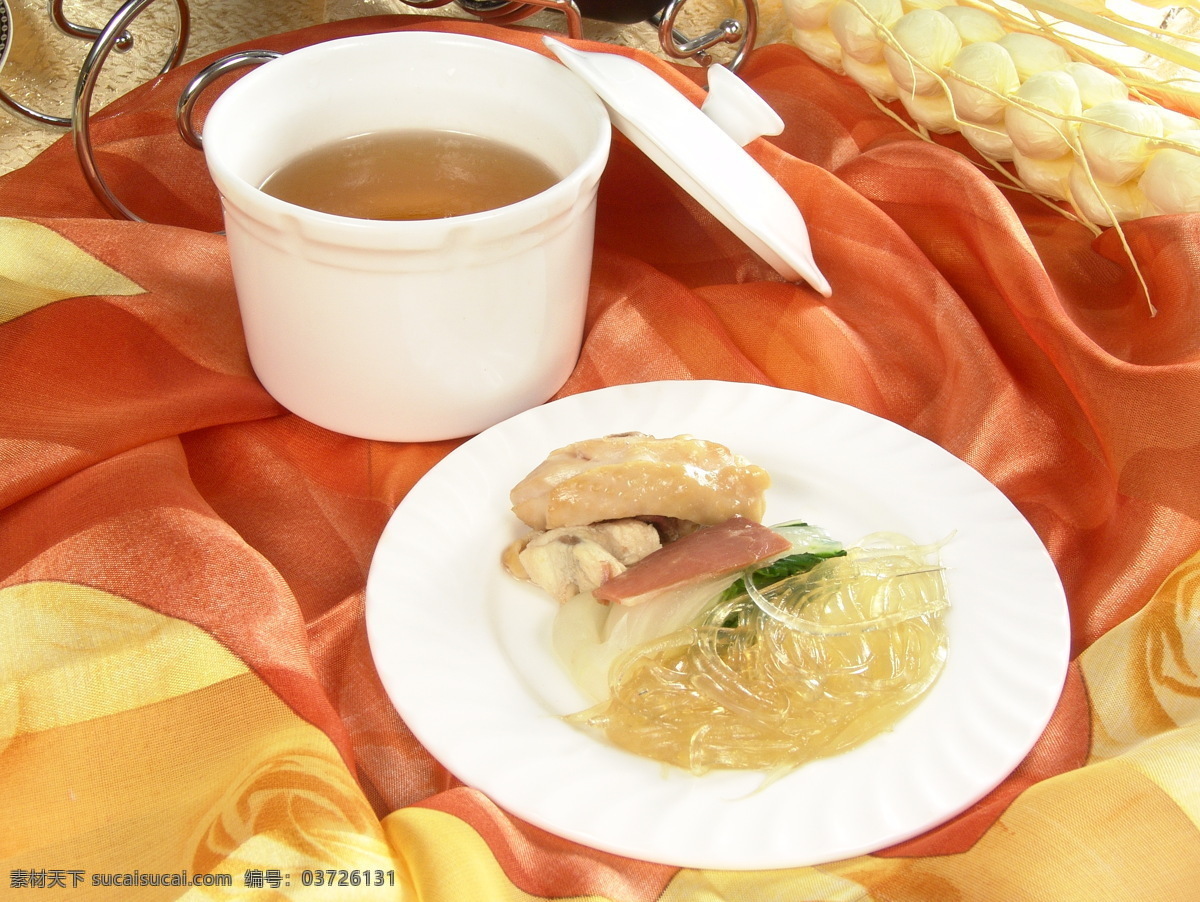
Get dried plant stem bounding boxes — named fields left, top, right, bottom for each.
left=1015, top=0, right=1200, bottom=75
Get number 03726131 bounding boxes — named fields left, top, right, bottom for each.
left=300, top=869, right=396, bottom=887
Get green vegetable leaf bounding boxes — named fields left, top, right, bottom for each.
left=719, top=549, right=848, bottom=606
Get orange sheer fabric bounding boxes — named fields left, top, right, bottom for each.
left=2, top=14, right=1199, bottom=901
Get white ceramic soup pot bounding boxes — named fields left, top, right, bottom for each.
left=192, top=31, right=610, bottom=441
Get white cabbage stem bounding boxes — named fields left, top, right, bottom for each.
left=947, top=41, right=1020, bottom=124
left=884, top=9, right=962, bottom=96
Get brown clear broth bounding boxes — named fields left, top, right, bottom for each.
left=260, top=130, right=560, bottom=220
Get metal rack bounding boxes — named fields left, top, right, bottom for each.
left=0, top=0, right=188, bottom=128
left=0, top=0, right=758, bottom=219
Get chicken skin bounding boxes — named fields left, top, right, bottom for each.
left=510, top=433, right=771, bottom=531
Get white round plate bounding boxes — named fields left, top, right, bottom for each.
left=365, top=380, right=1070, bottom=870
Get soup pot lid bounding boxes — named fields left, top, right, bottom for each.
left=544, top=37, right=831, bottom=297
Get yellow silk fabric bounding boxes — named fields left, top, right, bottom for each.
left=2, top=14, right=1199, bottom=901
left=0, top=220, right=143, bottom=324
left=3, top=572, right=1197, bottom=897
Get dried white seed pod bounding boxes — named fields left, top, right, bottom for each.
left=1140, top=130, right=1200, bottom=215
left=828, top=0, right=904, bottom=65
left=962, top=120, right=1015, bottom=160
left=1006, top=70, right=1083, bottom=160
left=1078, top=99, right=1164, bottom=185
left=1012, top=149, right=1074, bottom=200
left=947, top=41, right=1020, bottom=124
left=783, top=0, right=838, bottom=31
left=1068, top=165, right=1147, bottom=225
left=884, top=9, right=963, bottom=95
left=900, top=87, right=960, bottom=133
left=842, top=54, right=901, bottom=101
left=784, top=0, right=1200, bottom=223
left=1155, top=106, right=1199, bottom=136
left=997, top=32, right=1072, bottom=81
left=1062, top=62, right=1129, bottom=109
left=940, top=6, right=1007, bottom=44
left=790, top=25, right=847, bottom=74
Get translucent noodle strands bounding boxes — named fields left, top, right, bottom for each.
left=566, top=533, right=950, bottom=776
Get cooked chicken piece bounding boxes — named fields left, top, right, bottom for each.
left=503, top=518, right=662, bottom=602
left=510, top=433, right=770, bottom=531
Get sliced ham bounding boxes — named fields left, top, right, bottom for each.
left=593, top=516, right=791, bottom=607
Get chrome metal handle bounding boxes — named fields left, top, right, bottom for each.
left=176, top=49, right=281, bottom=150
left=51, top=0, right=134, bottom=52
left=455, top=0, right=584, bottom=38
left=71, top=0, right=190, bottom=221
left=0, top=0, right=185, bottom=129
left=447, top=0, right=757, bottom=71
left=654, top=0, right=757, bottom=72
